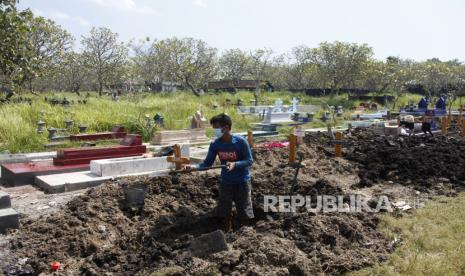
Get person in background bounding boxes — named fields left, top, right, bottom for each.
left=418, top=97, right=428, bottom=109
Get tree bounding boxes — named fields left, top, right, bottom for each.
left=82, top=27, right=128, bottom=96
left=58, top=52, right=89, bottom=93
left=24, top=16, right=73, bottom=92
left=310, top=41, right=373, bottom=95
left=284, top=45, right=312, bottom=89
left=0, top=0, right=34, bottom=92
left=218, top=49, right=251, bottom=85
left=153, top=37, right=217, bottom=96
left=249, top=48, right=273, bottom=103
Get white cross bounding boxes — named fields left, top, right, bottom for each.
left=273, top=98, right=283, bottom=113
left=290, top=97, right=299, bottom=112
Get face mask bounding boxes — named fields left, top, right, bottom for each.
left=214, top=128, right=224, bottom=138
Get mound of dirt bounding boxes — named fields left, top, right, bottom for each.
left=4, top=144, right=389, bottom=275
left=346, top=129, right=465, bottom=190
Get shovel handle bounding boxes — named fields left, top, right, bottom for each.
left=171, top=165, right=226, bottom=174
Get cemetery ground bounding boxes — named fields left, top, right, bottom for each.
left=1, top=124, right=465, bottom=274
left=0, top=90, right=432, bottom=154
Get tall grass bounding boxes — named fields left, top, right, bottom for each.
left=351, top=192, right=465, bottom=275
left=4, top=90, right=457, bottom=153
left=1, top=91, right=309, bottom=153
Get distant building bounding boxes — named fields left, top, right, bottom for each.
left=207, top=80, right=273, bottom=92
left=145, top=81, right=182, bottom=92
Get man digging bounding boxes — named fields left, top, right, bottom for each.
left=187, top=113, right=254, bottom=231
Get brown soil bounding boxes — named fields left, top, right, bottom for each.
left=345, top=129, right=465, bottom=193
left=4, top=130, right=465, bottom=275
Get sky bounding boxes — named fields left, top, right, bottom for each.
left=18, top=0, right=465, bottom=61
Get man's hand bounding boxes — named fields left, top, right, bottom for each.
left=226, top=162, right=236, bottom=171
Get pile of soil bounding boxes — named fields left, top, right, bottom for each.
left=345, top=129, right=465, bottom=190
left=4, top=144, right=390, bottom=275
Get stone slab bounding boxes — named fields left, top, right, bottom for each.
left=189, top=230, right=228, bottom=257
left=90, top=156, right=174, bottom=177
left=1, top=161, right=90, bottom=186
left=35, top=170, right=171, bottom=194
left=0, top=152, right=56, bottom=165
left=90, top=144, right=189, bottom=177
left=0, top=191, right=11, bottom=209
left=152, top=129, right=209, bottom=145
left=262, top=109, right=293, bottom=124
left=0, top=208, right=19, bottom=233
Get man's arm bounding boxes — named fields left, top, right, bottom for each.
left=197, top=143, right=217, bottom=169
left=234, top=138, right=253, bottom=169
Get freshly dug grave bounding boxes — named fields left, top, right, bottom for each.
left=4, top=143, right=390, bottom=275
left=344, top=129, right=465, bottom=191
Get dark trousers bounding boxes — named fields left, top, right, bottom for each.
left=216, top=181, right=254, bottom=220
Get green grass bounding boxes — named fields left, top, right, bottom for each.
left=2, top=90, right=462, bottom=153
left=0, top=90, right=327, bottom=153
left=351, top=193, right=465, bottom=276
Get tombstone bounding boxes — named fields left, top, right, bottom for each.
left=65, top=119, right=74, bottom=129
left=273, top=98, right=283, bottom=113
left=321, top=112, right=330, bottom=122
left=336, top=106, right=343, bottom=117
left=62, top=97, right=70, bottom=106
left=191, top=110, right=207, bottom=129
left=37, top=120, right=46, bottom=133
left=289, top=97, right=299, bottom=113
left=47, top=128, right=58, bottom=139
left=153, top=113, right=164, bottom=128
left=262, top=107, right=293, bottom=124
left=78, top=124, right=88, bottom=133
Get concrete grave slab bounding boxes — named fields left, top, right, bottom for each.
left=0, top=208, right=19, bottom=233
left=0, top=191, right=11, bottom=209
left=1, top=161, right=89, bottom=186
left=90, top=156, right=174, bottom=177
left=90, top=144, right=188, bottom=177
left=35, top=170, right=171, bottom=194
left=152, top=129, right=209, bottom=145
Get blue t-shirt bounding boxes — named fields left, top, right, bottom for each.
left=197, top=135, right=253, bottom=184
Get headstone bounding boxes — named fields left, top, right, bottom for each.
left=65, top=119, right=73, bottom=129
left=0, top=191, right=12, bottom=209
left=47, top=128, right=58, bottom=139
left=191, top=111, right=207, bottom=129
left=189, top=230, right=228, bottom=257
left=290, top=97, right=299, bottom=113
left=37, top=120, right=46, bottom=133
left=0, top=208, right=19, bottom=233
left=152, top=129, right=209, bottom=145
left=78, top=124, right=88, bottom=133
left=273, top=98, right=283, bottom=113
left=154, top=113, right=164, bottom=127
left=262, top=107, right=293, bottom=124
left=0, top=192, right=19, bottom=233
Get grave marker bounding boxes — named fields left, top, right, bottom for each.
left=441, top=117, right=447, bottom=134
left=289, top=134, right=297, bottom=164
left=335, top=132, right=343, bottom=157
left=167, top=144, right=190, bottom=170
left=247, top=130, right=254, bottom=148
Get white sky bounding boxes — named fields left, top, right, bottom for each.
left=18, top=0, right=465, bottom=61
